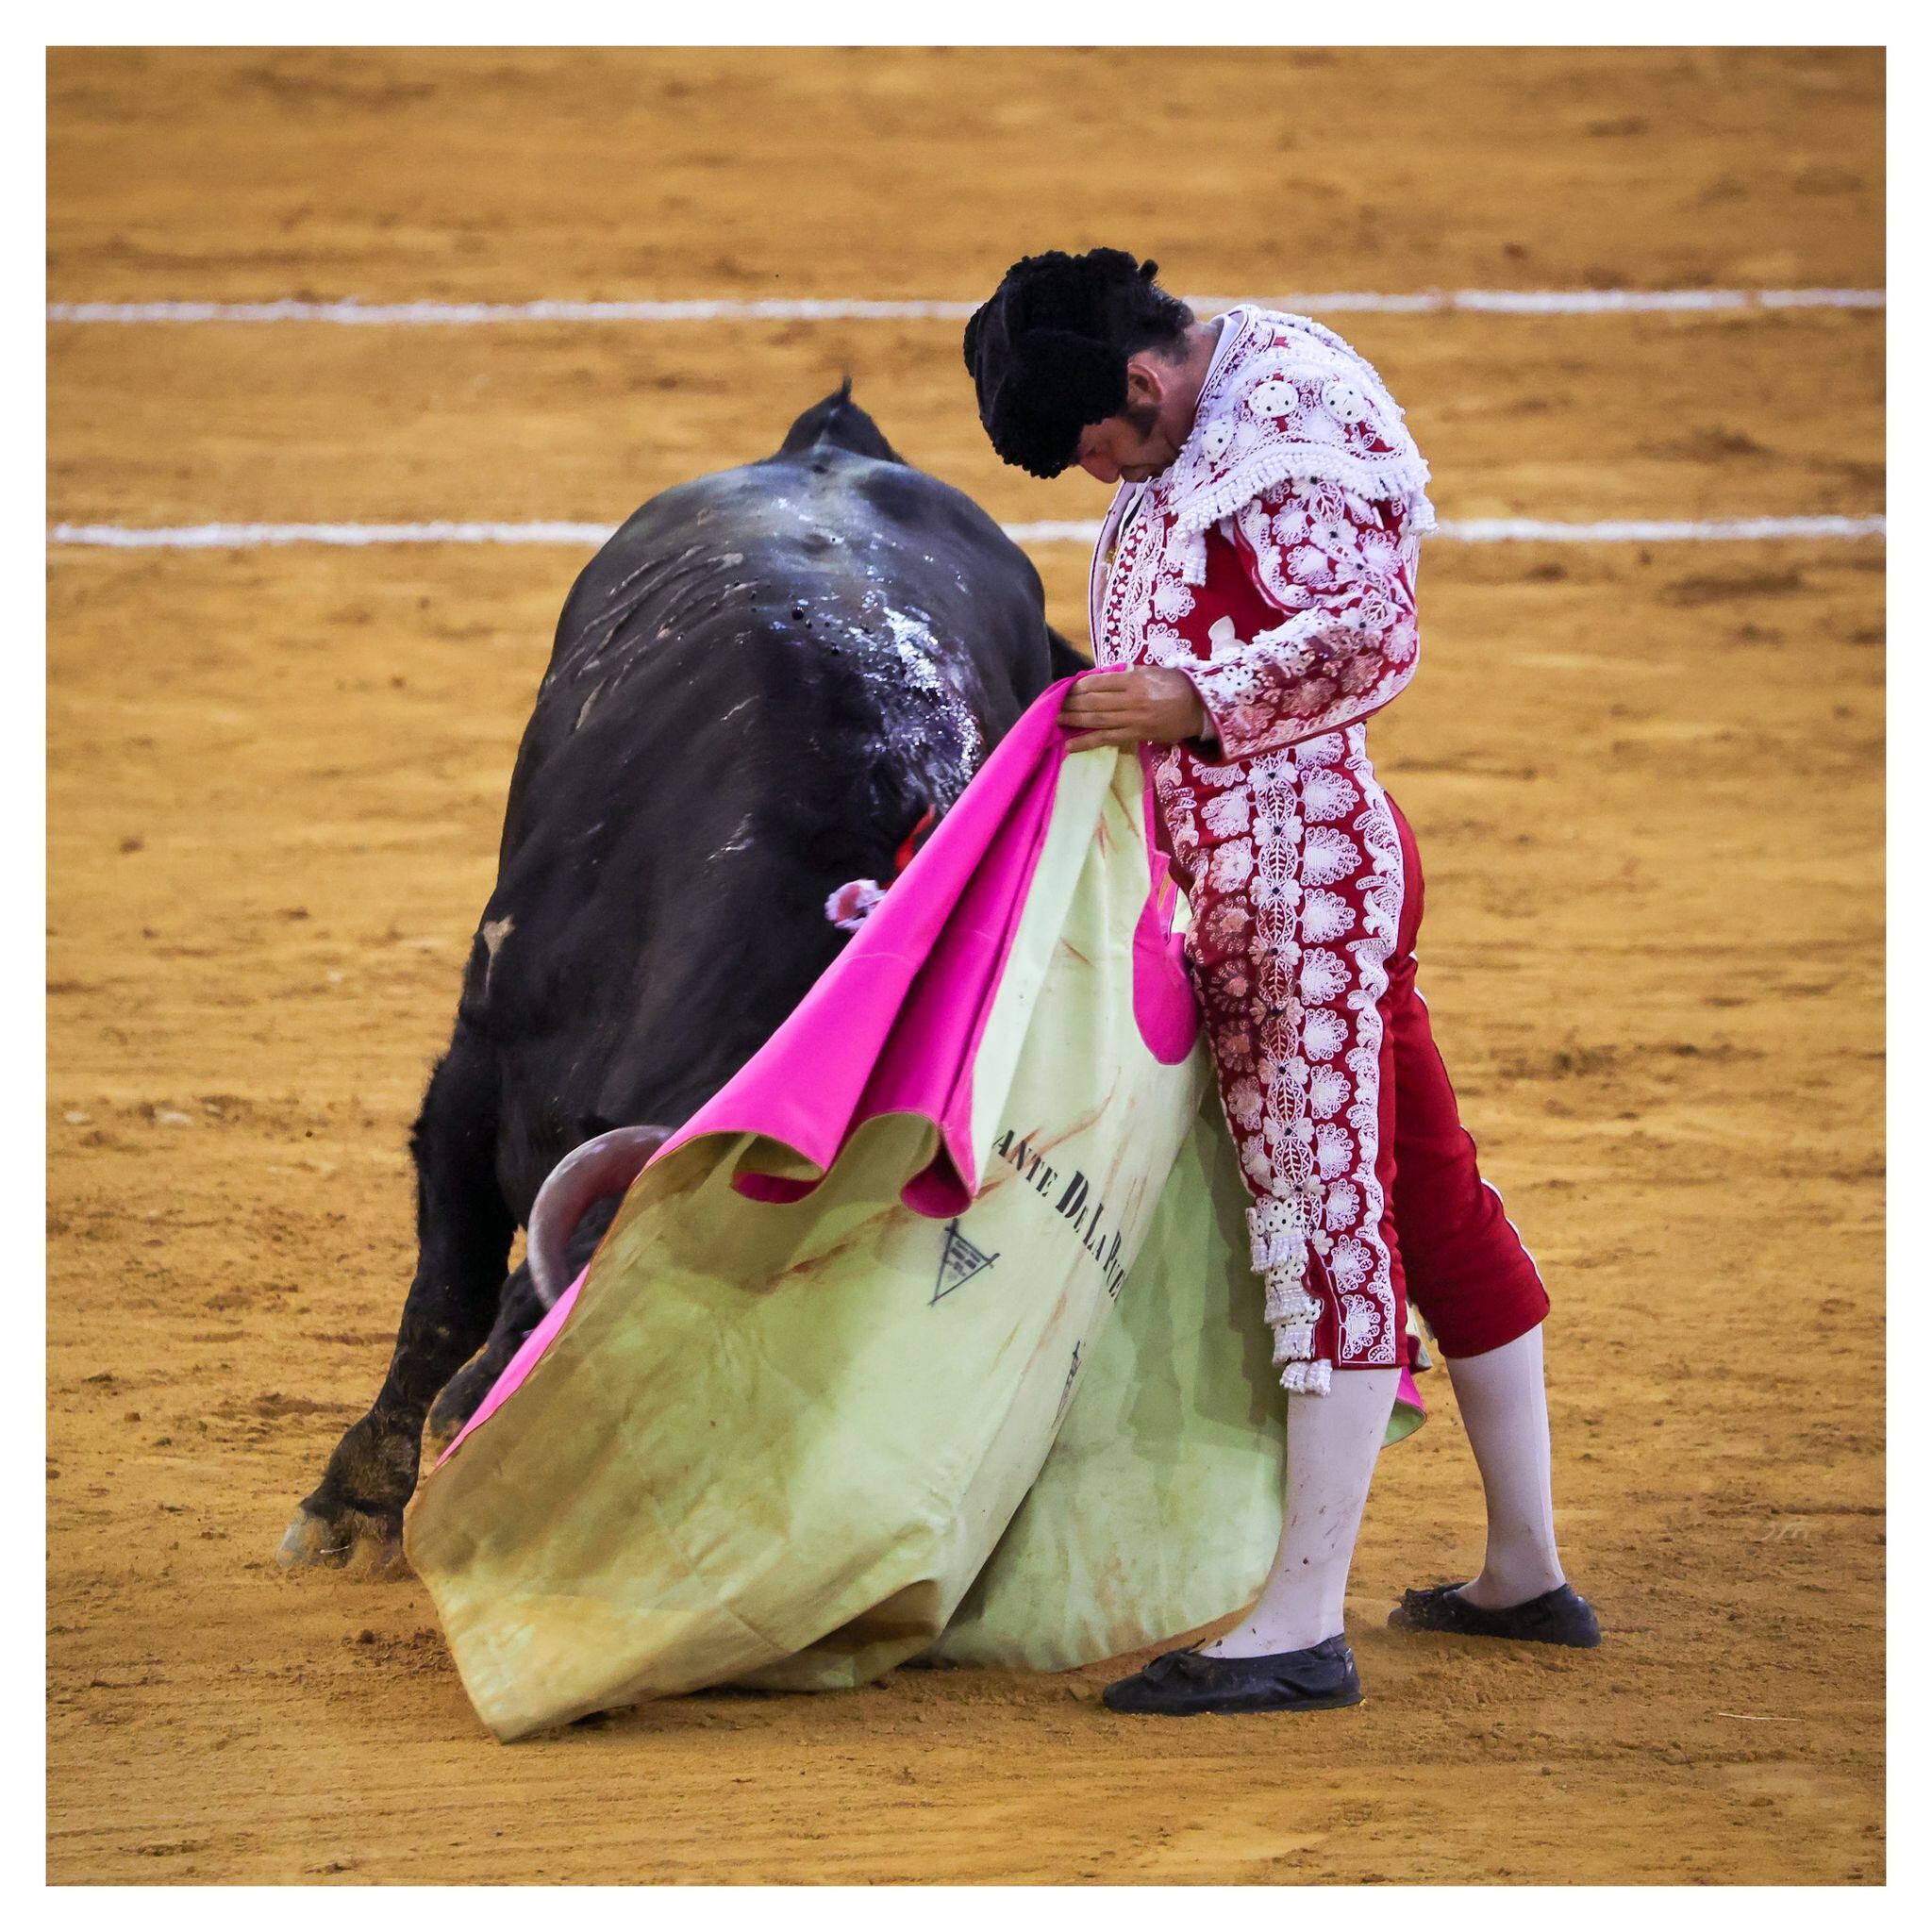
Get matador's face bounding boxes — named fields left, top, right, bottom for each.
left=1074, top=402, right=1182, bottom=486
left=1071, top=346, right=1200, bottom=486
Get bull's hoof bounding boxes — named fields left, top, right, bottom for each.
left=275, top=1500, right=408, bottom=1579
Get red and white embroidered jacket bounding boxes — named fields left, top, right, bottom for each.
left=1090, top=305, right=1431, bottom=767
left=1088, top=306, right=1435, bottom=1379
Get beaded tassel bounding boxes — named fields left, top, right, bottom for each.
left=1260, top=1231, right=1331, bottom=1395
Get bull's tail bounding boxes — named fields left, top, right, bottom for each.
left=526, top=1124, right=669, bottom=1307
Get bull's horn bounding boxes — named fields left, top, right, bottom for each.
left=526, top=1124, right=670, bottom=1307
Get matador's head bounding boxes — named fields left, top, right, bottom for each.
left=962, top=248, right=1209, bottom=486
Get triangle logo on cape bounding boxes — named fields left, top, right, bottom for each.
left=932, top=1219, right=998, bottom=1302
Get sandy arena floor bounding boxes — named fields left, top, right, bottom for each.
left=47, top=48, right=1884, bottom=1884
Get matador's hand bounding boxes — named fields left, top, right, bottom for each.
left=1058, top=666, right=1209, bottom=754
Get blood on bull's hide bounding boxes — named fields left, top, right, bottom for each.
left=278, top=385, right=1083, bottom=1574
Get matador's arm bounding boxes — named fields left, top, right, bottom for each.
left=1185, top=477, right=1422, bottom=763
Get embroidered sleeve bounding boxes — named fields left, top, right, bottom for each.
left=1185, top=479, right=1420, bottom=763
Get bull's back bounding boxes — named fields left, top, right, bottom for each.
left=460, top=441, right=1058, bottom=1199
left=522, top=449, right=1047, bottom=822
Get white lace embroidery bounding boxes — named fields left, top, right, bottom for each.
left=1159, top=308, right=1436, bottom=585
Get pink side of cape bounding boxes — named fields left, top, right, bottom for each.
left=441, top=675, right=1199, bottom=1463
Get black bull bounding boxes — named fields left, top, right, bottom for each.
left=278, top=388, right=1084, bottom=1573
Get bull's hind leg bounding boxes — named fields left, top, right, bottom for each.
left=278, top=1035, right=512, bottom=1575
left=420, top=1262, right=545, bottom=1465
left=420, top=1196, right=620, bottom=1464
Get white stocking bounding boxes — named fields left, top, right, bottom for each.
left=1203, top=1366, right=1400, bottom=1658
left=1444, top=1324, right=1566, bottom=1608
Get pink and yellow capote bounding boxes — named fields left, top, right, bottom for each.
left=403, top=674, right=1424, bottom=1741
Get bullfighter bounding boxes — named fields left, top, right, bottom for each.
left=963, top=248, right=1600, bottom=1716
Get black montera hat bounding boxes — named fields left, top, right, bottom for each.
left=962, top=248, right=1176, bottom=478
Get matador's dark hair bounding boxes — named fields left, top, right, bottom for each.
left=962, top=249, right=1196, bottom=478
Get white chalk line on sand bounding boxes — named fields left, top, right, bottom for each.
left=45, top=289, right=1886, bottom=325
left=46, top=515, right=1887, bottom=552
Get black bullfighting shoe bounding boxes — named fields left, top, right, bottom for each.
left=1389, top=1581, right=1602, bottom=1648
left=1100, top=1635, right=1363, bottom=1716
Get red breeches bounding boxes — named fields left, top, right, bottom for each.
left=1187, top=791, right=1550, bottom=1365
left=1373, top=802, right=1550, bottom=1358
